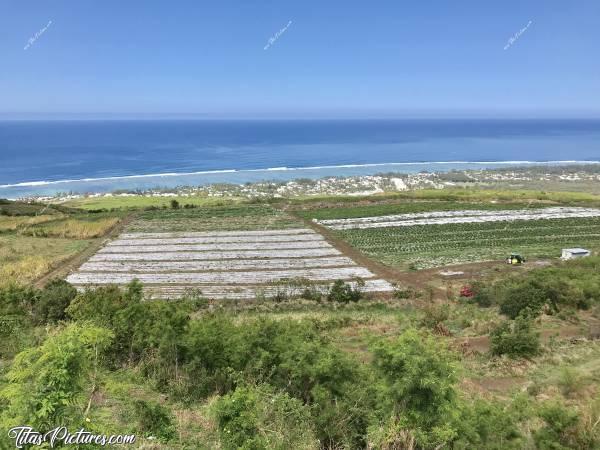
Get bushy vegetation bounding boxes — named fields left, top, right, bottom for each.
left=0, top=323, right=113, bottom=429
left=490, top=313, right=541, bottom=358
left=1, top=272, right=599, bottom=448
left=327, top=279, right=364, bottom=303
left=211, top=384, right=317, bottom=449
left=472, top=256, right=600, bottom=318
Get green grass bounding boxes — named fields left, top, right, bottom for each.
left=0, top=201, right=124, bottom=286
left=128, top=204, right=303, bottom=232
left=285, top=188, right=600, bottom=208
left=64, top=195, right=243, bottom=210
left=0, top=235, right=91, bottom=286
left=0, top=215, right=61, bottom=232
left=335, top=217, right=600, bottom=269
left=0, top=199, right=72, bottom=216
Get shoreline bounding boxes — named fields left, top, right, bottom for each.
left=5, top=163, right=599, bottom=203
left=2, top=160, right=600, bottom=200
left=3, top=160, right=599, bottom=189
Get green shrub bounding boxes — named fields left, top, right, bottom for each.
left=490, top=314, right=540, bottom=358
left=471, top=282, right=494, bottom=307
left=496, top=259, right=600, bottom=318
left=181, top=316, right=374, bottom=448
left=211, top=384, right=317, bottom=450
left=67, top=280, right=143, bottom=327
left=557, top=367, right=586, bottom=397
left=327, top=279, right=363, bottom=303
left=371, top=329, right=459, bottom=447
left=301, top=286, right=322, bottom=301
left=419, top=304, right=450, bottom=332
left=452, top=399, right=523, bottom=449
left=132, top=399, right=176, bottom=441
left=0, top=284, right=37, bottom=317
left=534, top=402, right=582, bottom=450
left=0, top=323, right=113, bottom=429
left=499, top=282, right=547, bottom=319
left=33, top=279, right=77, bottom=324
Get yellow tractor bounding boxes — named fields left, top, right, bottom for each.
left=506, top=253, right=526, bottom=265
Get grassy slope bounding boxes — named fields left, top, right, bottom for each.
left=0, top=201, right=123, bottom=286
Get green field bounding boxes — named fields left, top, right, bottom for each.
left=63, top=194, right=242, bottom=210
left=128, top=204, right=304, bottom=232
left=336, top=217, right=600, bottom=269
left=296, top=200, right=541, bottom=221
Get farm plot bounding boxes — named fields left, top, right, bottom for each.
left=128, top=204, right=303, bottom=232
left=316, top=207, right=600, bottom=230
left=66, top=228, right=393, bottom=299
left=333, top=216, right=600, bottom=269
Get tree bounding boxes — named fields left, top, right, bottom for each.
left=170, top=199, right=180, bottom=209
left=0, top=323, right=113, bottom=429
left=180, top=316, right=374, bottom=448
left=0, top=283, right=38, bottom=318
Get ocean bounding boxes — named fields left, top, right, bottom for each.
left=0, top=119, right=599, bottom=198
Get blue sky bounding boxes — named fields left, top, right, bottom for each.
left=1, top=0, right=599, bottom=118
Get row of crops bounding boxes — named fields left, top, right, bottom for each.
left=296, top=200, right=546, bottom=221
left=67, top=227, right=394, bottom=299
left=317, top=207, right=600, bottom=230
left=131, top=204, right=303, bottom=232
left=336, top=217, right=600, bottom=269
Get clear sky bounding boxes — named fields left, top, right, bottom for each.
left=1, top=0, right=599, bottom=118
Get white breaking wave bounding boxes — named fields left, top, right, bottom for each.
left=1, top=160, right=598, bottom=189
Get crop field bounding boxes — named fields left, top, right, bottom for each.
left=336, top=217, right=600, bottom=269
left=128, top=204, right=304, bottom=232
left=304, top=204, right=600, bottom=269
left=66, top=227, right=393, bottom=299
left=316, top=207, right=600, bottom=230
left=295, top=200, right=536, bottom=221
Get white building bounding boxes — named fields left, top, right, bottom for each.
left=561, top=248, right=591, bottom=260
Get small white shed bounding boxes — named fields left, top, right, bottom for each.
left=561, top=248, right=591, bottom=260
